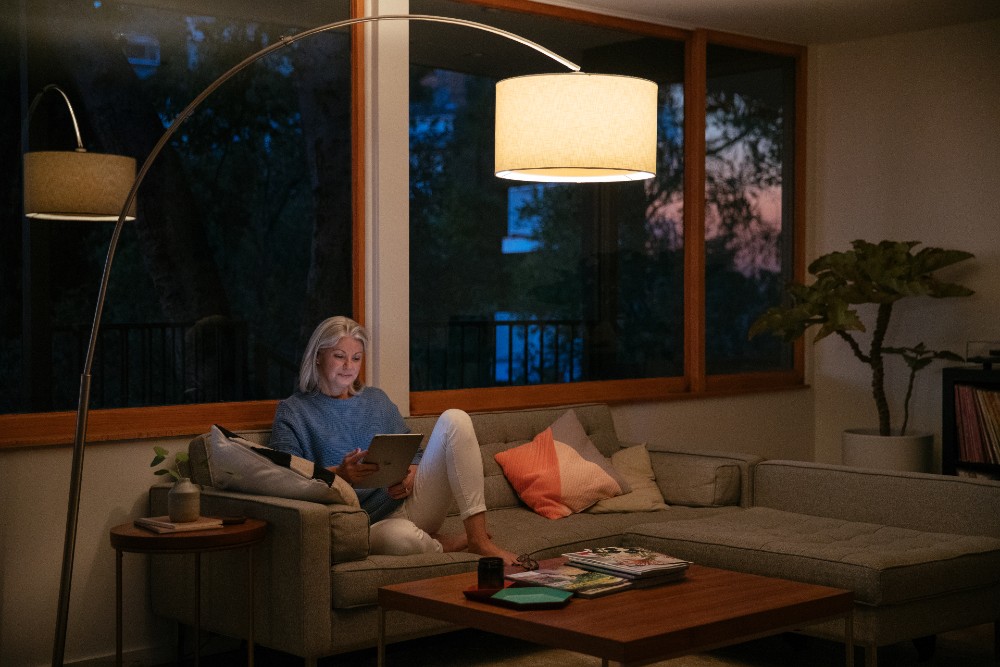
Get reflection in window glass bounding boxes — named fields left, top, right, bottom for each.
left=503, top=185, right=545, bottom=255
left=408, top=4, right=685, bottom=391
left=2, top=0, right=352, bottom=413
left=704, top=45, right=796, bottom=374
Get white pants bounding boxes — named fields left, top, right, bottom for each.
left=369, top=409, right=487, bottom=556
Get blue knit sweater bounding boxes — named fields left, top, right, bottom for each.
left=270, top=386, right=417, bottom=522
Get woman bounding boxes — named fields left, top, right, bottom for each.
left=270, top=315, right=517, bottom=563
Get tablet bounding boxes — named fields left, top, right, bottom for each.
left=358, top=433, right=424, bottom=488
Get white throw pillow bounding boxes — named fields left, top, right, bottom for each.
left=206, top=425, right=359, bottom=506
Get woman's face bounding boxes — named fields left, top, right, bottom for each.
left=316, top=336, right=364, bottom=398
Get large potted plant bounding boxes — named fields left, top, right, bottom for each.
left=749, top=239, right=974, bottom=471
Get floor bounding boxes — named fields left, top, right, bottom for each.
left=183, top=622, right=997, bottom=666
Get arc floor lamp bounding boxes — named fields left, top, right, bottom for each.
left=24, top=13, right=658, bottom=666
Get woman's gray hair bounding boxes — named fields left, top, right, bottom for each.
left=297, top=316, right=370, bottom=394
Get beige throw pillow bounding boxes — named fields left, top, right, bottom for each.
left=586, top=444, right=668, bottom=513
left=206, top=425, right=359, bottom=506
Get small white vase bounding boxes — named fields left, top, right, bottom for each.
left=167, top=478, right=201, bottom=522
left=842, top=428, right=934, bottom=473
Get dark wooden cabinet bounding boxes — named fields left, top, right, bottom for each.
left=941, top=367, right=1000, bottom=477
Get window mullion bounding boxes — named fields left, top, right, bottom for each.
left=684, top=30, right=708, bottom=393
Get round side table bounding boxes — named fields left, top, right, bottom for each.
left=110, top=518, right=267, bottom=667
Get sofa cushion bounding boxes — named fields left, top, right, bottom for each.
left=652, top=454, right=741, bottom=507
left=626, top=507, right=1000, bottom=606
left=474, top=505, right=736, bottom=561
left=329, top=505, right=734, bottom=609
left=494, top=423, right=624, bottom=519
left=202, top=425, right=359, bottom=506
left=587, top=445, right=668, bottom=513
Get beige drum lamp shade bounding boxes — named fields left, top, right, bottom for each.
left=23, top=150, right=137, bottom=221
left=495, top=72, right=658, bottom=183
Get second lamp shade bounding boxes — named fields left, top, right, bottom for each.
left=24, top=150, right=137, bottom=221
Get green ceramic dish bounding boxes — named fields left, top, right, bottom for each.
left=489, top=586, right=573, bottom=609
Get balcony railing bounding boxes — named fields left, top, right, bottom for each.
left=44, top=320, right=297, bottom=411
left=411, top=318, right=596, bottom=392
left=20, top=316, right=666, bottom=411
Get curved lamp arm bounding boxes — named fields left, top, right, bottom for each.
left=27, top=84, right=86, bottom=150
left=52, top=13, right=583, bottom=666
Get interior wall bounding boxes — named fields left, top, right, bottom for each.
left=807, top=18, right=1000, bottom=465
left=612, top=391, right=814, bottom=460
left=0, top=438, right=187, bottom=666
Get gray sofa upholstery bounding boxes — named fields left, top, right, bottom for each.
left=148, top=403, right=1000, bottom=667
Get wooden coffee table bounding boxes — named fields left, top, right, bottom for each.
left=377, top=562, right=853, bottom=667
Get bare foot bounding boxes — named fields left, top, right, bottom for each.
left=468, top=538, right=519, bottom=566
left=432, top=532, right=468, bottom=553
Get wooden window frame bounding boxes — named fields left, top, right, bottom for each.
left=410, top=5, right=807, bottom=415
left=1, top=0, right=805, bottom=449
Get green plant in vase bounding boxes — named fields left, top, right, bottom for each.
left=749, top=239, right=974, bottom=437
left=150, top=446, right=190, bottom=480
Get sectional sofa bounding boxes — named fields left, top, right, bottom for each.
left=148, top=403, right=1000, bottom=667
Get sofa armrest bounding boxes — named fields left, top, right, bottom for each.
left=149, top=484, right=369, bottom=658
left=644, top=447, right=762, bottom=508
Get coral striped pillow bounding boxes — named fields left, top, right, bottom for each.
left=494, top=411, right=628, bottom=519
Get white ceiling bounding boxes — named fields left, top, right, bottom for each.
left=534, top=0, right=1000, bottom=45
left=135, top=1, right=1000, bottom=46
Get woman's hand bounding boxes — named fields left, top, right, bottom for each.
left=332, top=448, right=378, bottom=486
left=387, top=465, right=418, bottom=500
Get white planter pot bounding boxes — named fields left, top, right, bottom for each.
left=167, top=478, right=201, bottom=522
left=841, top=428, right=934, bottom=473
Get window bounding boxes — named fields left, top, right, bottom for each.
left=408, top=1, right=803, bottom=413
left=2, top=0, right=804, bottom=445
left=704, top=44, right=798, bottom=375
left=3, top=1, right=353, bottom=424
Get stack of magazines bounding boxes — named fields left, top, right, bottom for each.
left=562, top=546, right=690, bottom=588
left=505, top=564, right=633, bottom=598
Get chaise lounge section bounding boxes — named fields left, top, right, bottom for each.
left=628, top=459, right=1000, bottom=665
left=148, top=403, right=1000, bottom=666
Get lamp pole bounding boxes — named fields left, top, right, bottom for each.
left=50, top=14, right=583, bottom=666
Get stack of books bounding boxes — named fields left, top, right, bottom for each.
left=134, top=515, right=224, bottom=534
left=562, top=546, right=690, bottom=588
left=954, top=384, right=1000, bottom=464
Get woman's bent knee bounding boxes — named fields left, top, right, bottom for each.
left=369, top=518, right=442, bottom=556
left=438, top=408, right=472, bottom=433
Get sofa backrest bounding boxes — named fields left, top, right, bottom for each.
left=754, top=459, right=1000, bottom=538
left=406, top=403, right=623, bottom=511
left=188, top=403, right=622, bottom=512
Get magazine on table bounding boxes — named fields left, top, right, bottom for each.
left=563, top=546, right=691, bottom=578
left=506, top=564, right=633, bottom=598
